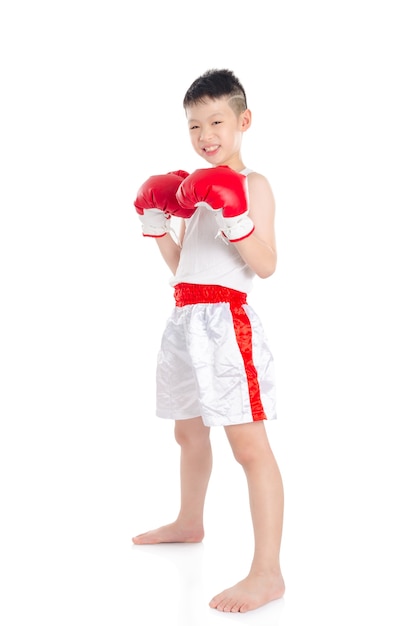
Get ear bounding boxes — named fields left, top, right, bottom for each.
left=240, top=108, right=252, bottom=132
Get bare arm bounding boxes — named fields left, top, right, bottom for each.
left=233, top=172, right=277, bottom=278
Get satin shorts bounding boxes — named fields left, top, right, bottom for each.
left=155, top=284, right=277, bottom=427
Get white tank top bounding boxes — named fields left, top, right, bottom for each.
left=170, top=168, right=255, bottom=293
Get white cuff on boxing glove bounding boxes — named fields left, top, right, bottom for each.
left=138, top=209, right=171, bottom=237
left=214, top=211, right=255, bottom=243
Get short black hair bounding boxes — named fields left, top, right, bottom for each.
left=183, top=69, right=247, bottom=115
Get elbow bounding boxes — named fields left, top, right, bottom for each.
left=256, top=260, right=277, bottom=279
left=258, top=254, right=277, bottom=279
left=240, top=241, right=277, bottom=279
left=258, top=267, right=275, bottom=279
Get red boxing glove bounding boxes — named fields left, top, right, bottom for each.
left=176, top=166, right=255, bottom=242
left=134, top=170, right=192, bottom=237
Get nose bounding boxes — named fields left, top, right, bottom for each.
left=199, top=125, right=213, bottom=142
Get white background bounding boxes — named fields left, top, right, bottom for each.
left=1, top=1, right=416, bottom=624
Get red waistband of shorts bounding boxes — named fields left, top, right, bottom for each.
left=174, top=283, right=247, bottom=307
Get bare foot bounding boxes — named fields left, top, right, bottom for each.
left=132, top=521, right=204, bottom=545
left=209, top=571, right=285, bottom=613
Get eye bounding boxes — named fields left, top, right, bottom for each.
left=189, top=125, right=199, bottom=131
left=213, top=120, right=222, bottom=125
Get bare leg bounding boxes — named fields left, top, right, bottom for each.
left=132, top=417, right=212, bottom=544
left=209, top=421, right=285, bottom=612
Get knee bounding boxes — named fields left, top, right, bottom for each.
left=230, top=442, right=261, bottom=467
left=174, top=426, right=192, bottom=447
left=174, top=420, right=210, bottom=449
left=228, top=430, right=272, bottom=468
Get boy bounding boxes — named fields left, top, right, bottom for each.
left=133, top=69, right=285, bottom=613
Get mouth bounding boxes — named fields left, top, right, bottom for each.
left=203, top=145, right=220, bottom=154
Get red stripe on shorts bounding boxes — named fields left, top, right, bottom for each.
left=229, top=302, right=267, bottom=422
left=174, top=283, right=267, bottom=422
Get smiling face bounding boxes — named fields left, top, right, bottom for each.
left=185, top=97, right=251, bottom=170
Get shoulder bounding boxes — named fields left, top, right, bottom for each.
left=246, top=170, right=272, bottom=188
left=243, top=172, right=275, bottom=249
left=246, top=171, right=275, bottom=211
